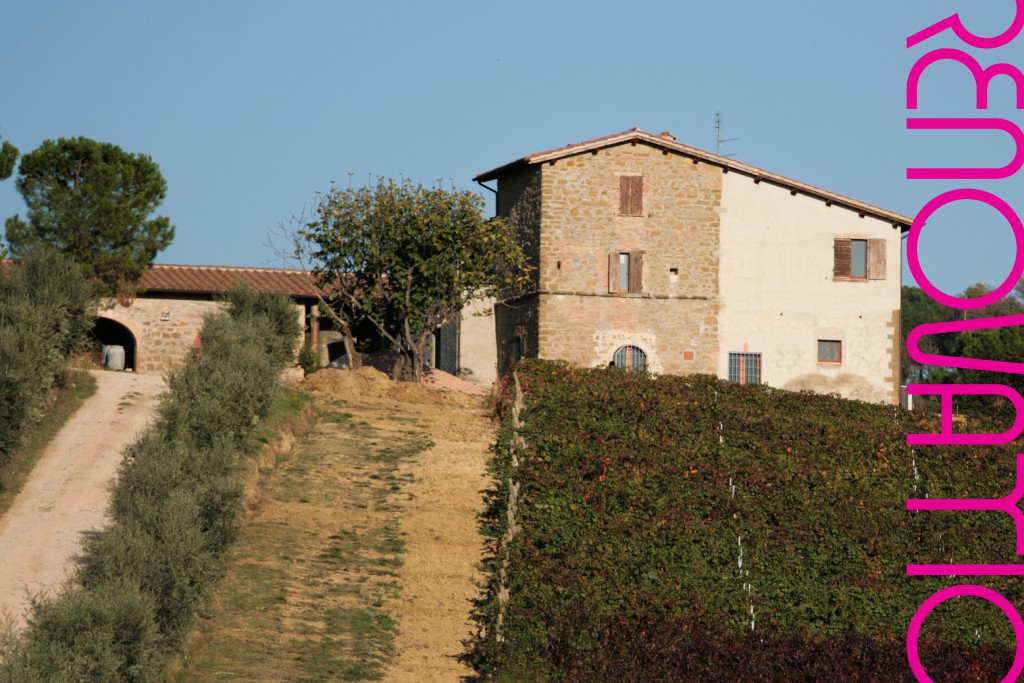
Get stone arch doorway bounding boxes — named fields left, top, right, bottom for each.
left=91, top=317, right=138, bottom=371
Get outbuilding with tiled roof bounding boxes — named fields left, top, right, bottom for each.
left=92, top=264, right=322, bottom=374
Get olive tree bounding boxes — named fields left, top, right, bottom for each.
left=302, top=178, right=529, bottom=381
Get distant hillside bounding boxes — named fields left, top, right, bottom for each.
left=467, top=360, right=1022, bottom=682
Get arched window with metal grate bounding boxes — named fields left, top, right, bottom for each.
left=612, top=345, right=647, bottom=371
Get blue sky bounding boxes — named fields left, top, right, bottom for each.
left=2, top=1, right=1022, bottom=298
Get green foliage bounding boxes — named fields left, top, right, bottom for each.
left=303, top=178, right=530, bottom=380
left=903, top=283, right=1024, bottom=418
left=159, top=314, right=278, bottom=450
left=0, top=288, right=298, bottom=680
left=298, top=343, right=320, bottom=376
left=1, top=581, right=163, bottom=683
left=468, top=360, right=1023, bottom=680
left=222, top=283, right=302, bottom=369
left=0, top=134, right=17, bottom=181
left=80, top=493, right=222, bottom=647
left=10, top=247, right=99, bottom=359
left=901, top=285, right=957, bottom=384
left=0, top=250, right=96, bottom=467
left=4, top=137, right=174, bottom=296
left=110, top=433, right=243, bottom=554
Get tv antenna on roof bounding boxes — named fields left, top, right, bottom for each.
left=715, top=112, right=739, bottom=157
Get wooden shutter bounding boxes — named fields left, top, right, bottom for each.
left=833, top=239, right=851, bottom=278
left=868, top=239, right=887, bottom=280
left=620, top=176, right=643, bottom=216
left=628, top=251, right=644, bottom=293
left=608, top=252, right=619, bottom=293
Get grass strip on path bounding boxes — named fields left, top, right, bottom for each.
left=171, top=397, right=432, bottom=682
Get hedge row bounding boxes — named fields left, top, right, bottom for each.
left=0, top=286, right=301, bottom=682
left=467, top=360, right=1022, bottom=681
left=0, top=250, right=96, bottom=468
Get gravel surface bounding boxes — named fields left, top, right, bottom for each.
left=0, top=370, right=164, bottom=629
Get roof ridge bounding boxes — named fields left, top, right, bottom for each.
left=151, top=263, right=309, bottom=274
left=475, top=129, right=912, bottom=228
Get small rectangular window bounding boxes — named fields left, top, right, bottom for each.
left=608, top=251, right=644, bottom=294
left=818, top=340, right=842, bottom=364
left=834, top=238, right=886, bottom=280
left=850, top=240, right=867, bottom=278
left=728, top=352, right=761, bottom=384
left=619, top=175, right=643, bottom=216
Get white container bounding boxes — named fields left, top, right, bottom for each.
left=105, top=345, right=125, bottom=371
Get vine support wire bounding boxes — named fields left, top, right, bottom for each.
left=715, top=386, right=757, bottom=630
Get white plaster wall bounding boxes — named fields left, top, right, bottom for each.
left=458, top=297, right=498, bottom=385
left=717, top=173, right=902, bottom=403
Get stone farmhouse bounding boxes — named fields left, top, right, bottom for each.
left=93, top=264, right=466, bottom=378
left=474, top=128, right=912, bottom=404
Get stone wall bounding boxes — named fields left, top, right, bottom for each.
left=495, top=165, right=543, bottom=377
left=535, top=141, right=722, bottom=373
left=495, top=294, right=539, bottom=377
left=98, top=295, right=305, bottom=375
left=98, top=296, right=225, bottom=374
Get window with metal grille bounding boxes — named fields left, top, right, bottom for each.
left=608, top=251, right=644, bottom=294
left=612, top=345, right=647, bottom=371
left=818, top=339, right=842, bottom=364
left=619, top=175, right=643, bottom=216
left=834, top=238, right=886, bottom=280
left=727, top=352, right=761, bottom=384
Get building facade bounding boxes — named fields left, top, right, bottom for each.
left=475, top=129, right=910, bottom=404
left=95, top=264, right=467, bottom=378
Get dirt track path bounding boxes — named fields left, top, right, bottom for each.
left=0, top=370, right=164, bottom=628
left=385, top=395, right=494, bottom=682
left=172, top=368, right=494, bottom=682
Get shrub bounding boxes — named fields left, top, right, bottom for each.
left=467, top=360, right=1023, bottom=680
left=0, top=250, right=96, bottom=467
left=10, top=247, right=97, bottom=359
left=158, top=314, right=278, bottom=449
left=80, top=491, right=221, bottom=647
left=1, top=581, right=162, bottom=683
left=0, top=287, right=297, bottom=680
left=223, top=283, right=301, bottom=369
left=111, top=434, right=242, bottom=554
left=298, top=343, right=319, bottom=376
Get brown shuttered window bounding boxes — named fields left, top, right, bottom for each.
left=834, top=237, right=886, bottom=280
left=628, top=251, right=644, bottom=293
left=868, top=239, right=886, bottom=280
left=619, top=175, right=643, bottom=216
left=833, top=239, right=852, bottom=278
left=608, top=250, right=644, bottom=294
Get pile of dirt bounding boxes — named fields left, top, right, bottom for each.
left=421, top=367, right=487, bottom=396
left=300, top=366, right=481, bottom=407
left=301, top=365, right=398, bottom=399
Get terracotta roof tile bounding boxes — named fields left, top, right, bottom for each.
left=140, top=264, right=321, bottom=297
left=475, top=128, right=912, bottom=229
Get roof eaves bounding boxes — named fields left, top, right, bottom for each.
left=475, top=129, right=912, bottom=230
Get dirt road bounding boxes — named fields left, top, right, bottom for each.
left=0, top=370, right=164, bottom=628
left=172, top=367, right=494, bottom=682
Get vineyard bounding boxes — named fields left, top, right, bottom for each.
left=467, top=360, right=1024, bottom=682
